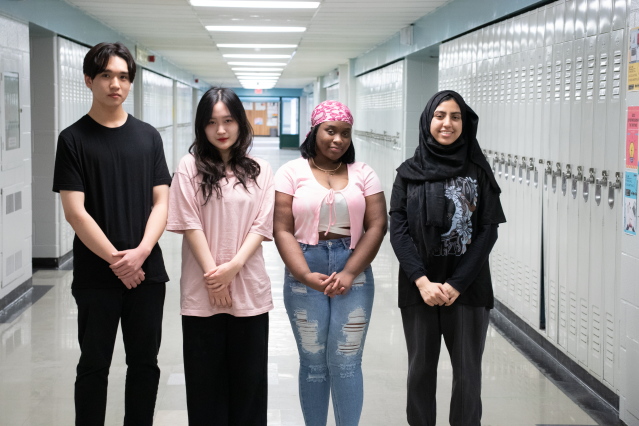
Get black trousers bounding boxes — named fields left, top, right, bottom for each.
left=401, top=303, right=490, bottom=426
left=72, top=283, right=166, bottom=426
left=182, top=312, right=269, bottom=426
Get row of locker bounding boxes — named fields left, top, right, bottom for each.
left=438, top=0, right=628, bottom=389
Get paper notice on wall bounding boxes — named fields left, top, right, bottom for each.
left=629, top=27, right=639, bottom=91
left=254, top=117, right=264, bottom=125
left=255, top=102, right=266, bottom=111
left=625, top=172, right=638, bottom=236
left=267, top=117, right=278, bottom=127
left=243, top=102, right=253, bottom=110
left=627, top=107, right=639, bottom=170
left=267, top=102, right=279, bottom=116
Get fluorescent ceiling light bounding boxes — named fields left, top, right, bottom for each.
left=224, top=54, right=291, bottom=59
left=241, top=84, right=277, bottom=89
left=239, top=77, right=280, bottom=81
left=227, top=61, right=288, bottom=66
left=193, top=1, right=319, bottom=8
left=232, top=68, right=283, bottom=71
left=235, top=72, right=281, bottom=76
left=207, top=26, right=306, bottom=33
left=217, top=44, right=297, bottom=49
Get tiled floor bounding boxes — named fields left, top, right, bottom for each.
left=0, top=141, right=602, bottom=425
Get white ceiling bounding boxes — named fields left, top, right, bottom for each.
left=65, top=0, right=452, bottom=88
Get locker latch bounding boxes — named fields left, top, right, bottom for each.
left=491, top=151, right=498, bottom=174
left=584, top=168, right=595, bottom=201
left=505, top=154, right=512, bottom=180
left=528, top=158, right=537, bottom=187
left=572, top=166, right=583, bottom=199
left=552, top=162, right=562, bottom=193
left=608, top=172, right=621, bottom=208
left=595, top=170, right=608, bottom=206
left=544, top=160, right=552, bottom=190
left=499, top=153, right=505, bottom=178
left=512, top=156, right=518, bottom=182
left=562, top=164, right=572, bottom=196
left=519, top=157, right=527, bottom=184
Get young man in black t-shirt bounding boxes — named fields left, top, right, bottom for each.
left=52, top=42, right=172, bottom=426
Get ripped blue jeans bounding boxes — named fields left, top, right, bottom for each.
left=283, top=238, right=375, bottom=426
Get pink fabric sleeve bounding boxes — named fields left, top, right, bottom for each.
left=274, top=163, right=296, bottom=195
left=362, top=164, right=383, bottom=197
left=249, top=164, right=275, bottom=241
left=166, top=170, right=203, bottom=234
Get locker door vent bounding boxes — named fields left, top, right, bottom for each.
left=591, top=305, right=601, bottom=354
left=550, top=280, right=557, bottom=323
left=5, top=249, right=22, bottom=277
left=605, top=312, right=614, bottom=365
left=510, top=257, right=516, bottom=293
left=612, top=50, right=621, bottom=98
left=517, top=263, right=524, bottom=297
left=580, top=299, right=589, bottom=345
left=524, top=266, right=531, bottom=302
left=569, top=292, right=577, bottom=336
left=531, top=270, right=539, bottom=308
left=559, top=285, right=567, bottom=329
left=5, top=191, right=22, bottom=215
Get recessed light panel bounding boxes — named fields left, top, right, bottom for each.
left=224, top=54, right=292, bottom=59
left=206, top=26, right=306, bottom=32
left=192, top=1, right=319, bottom=8
left=227, top=62, right=288, bottom=66
left=236, top=72, right=281, bottom=76
left=232, top=68, right=283, bottom=72
left=217, top=44, right=298, bottom=49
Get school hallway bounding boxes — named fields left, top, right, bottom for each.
left=0, top=139, right=617, bottom=426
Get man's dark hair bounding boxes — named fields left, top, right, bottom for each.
left=83, top=42, right=137, bottom=82
left=299, top=125, right=356, bottom=164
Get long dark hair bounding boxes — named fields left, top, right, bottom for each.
left=189, top=88, right=260, bottom=204
left=299, top=124, right=356, bottom=164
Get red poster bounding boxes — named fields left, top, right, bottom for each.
left=627, top=107, right=639, bottom=170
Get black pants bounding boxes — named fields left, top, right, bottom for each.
left=401, top=303, right=490, bottom=426
left=182, top=313, right=269, bottom=426
left=72, top=283, right=166, bottom=426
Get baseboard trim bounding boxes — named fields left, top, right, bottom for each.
left=0, top=277, right=33, bottom=312
left=32, top=250, right=73, bottom=269
left=492, top=299, right=619, bottom=410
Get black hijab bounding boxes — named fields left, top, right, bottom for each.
left=396, top=90, right=501, bottom=254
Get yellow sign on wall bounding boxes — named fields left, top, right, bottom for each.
left=629, top=27, right=639, bottom=91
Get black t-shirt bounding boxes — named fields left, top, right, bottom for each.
left=53, top=114, right=172, bottom=289
left=390, top=163, right=506, bottom=308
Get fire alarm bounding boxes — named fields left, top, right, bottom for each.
left=195, top=79, right=199, bottom=83
left=148, top=55, right=155, bottom=62
left=255, top=89, right=263, bottom=94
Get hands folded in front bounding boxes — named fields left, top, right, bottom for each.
left=415, top=276, right=460, bottom=307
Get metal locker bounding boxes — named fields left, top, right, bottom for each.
left=556, top=1, right=566, bottom=45
left=586, top=0, right=599, bottom=36
left=546, top=4, right=556, bottom=48
left=500, top=21, right=508, bottom=58
left=2, top=181, right=28, bottom=288
left=529, top=9, right=539, bottom=52
left=576, top=35, right=598, bottom=365
left=575, top=0, right=588, bottom=40
left=537, top=6, right=547, bottom=49
left=586, top=30, right=613, bottom=380
left=599, top=27, right=624, bottom=387
left=565, top=0, right=577, bottom=41
left=599, top=0, right=612, bottom=34
left=611, top=0, right=626, bottom=30
left=507, top=18, right=514, bottom=56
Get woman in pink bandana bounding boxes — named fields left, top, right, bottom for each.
left=273, top=101, right=388, bottom=425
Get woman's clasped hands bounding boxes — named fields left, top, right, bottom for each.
left=415, top=276, right=460, bottom=307
left=300, top=271, right=354, bottom=297
left=204, top=260, right=242, bottom=308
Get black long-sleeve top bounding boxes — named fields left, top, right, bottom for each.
left=389, top=163, right=506, bottom=308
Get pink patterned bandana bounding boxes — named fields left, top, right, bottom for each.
left=307, top=100, right=354, bottom=136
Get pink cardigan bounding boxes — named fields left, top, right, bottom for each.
left=274, top=157, right=383, bottom=249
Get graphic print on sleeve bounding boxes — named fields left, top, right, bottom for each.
left=435, top=176, right=478, bottom=257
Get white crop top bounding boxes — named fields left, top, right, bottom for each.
left=318, top=190, right=351, bottom=236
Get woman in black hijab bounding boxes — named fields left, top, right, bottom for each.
left=390, top=90, right=506, bottom=426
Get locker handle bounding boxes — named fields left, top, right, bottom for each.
left=584, top=168, right=595, bottom=201
left=519, top=157, right=527, bottom=184
left=552, top=162, right=562, bottom=193
left=608, top=172, right=621, bottom=208
left=512, top=155, right=518, bottom=182
left=572, top=166, right=584, bottom=199
left=595, top=170, right=608, bottom=207
left=544, top=160, right=552, bottom=190
left=506, top=155, right=512, bottom=180
left=562, top=164, right=572, bottom=196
